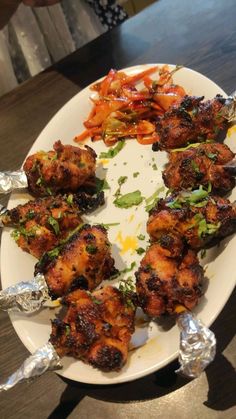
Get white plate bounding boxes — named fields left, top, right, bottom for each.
left=1, top=64, right=236, bottom=385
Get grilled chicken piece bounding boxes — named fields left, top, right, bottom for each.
left=135, top=243, right=203, bottom=317
left=163, top=143, right=235, bottom=194
left=3, top=192, right=104, bottom=259
left=152, top=95, right=227, bottom=150
left=50, top=286, right=135, bottom=372
left=35, top=224, right=117, bottom=299
left=147, top=191, right=236, bottom=249
left=23, top=140, right=97, bottom=197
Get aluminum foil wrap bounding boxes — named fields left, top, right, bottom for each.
left=0, top=204, right=8, bottom=227
left=221, top=91, right=236, bottom=122
left=0, top=274, right=50, bottom=313
left=0, top=342, right=62, bottom=392
left=0, top=170, right=27, bottom=194
left=176, top=312, right=216, bottom=378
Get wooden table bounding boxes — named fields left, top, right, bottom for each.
left=0, top=0, right=236, bottom=417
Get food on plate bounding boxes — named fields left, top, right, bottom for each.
left=147, top=188, right=236, bottom=249
left=34, top=224, right=117, bottom=299
left=74, top=65, right=186, bottom=146
left=50, top=285, right=136, bottom=371
left=135, top=242, right=203, bottom=317
left=0, top=192, right=104, bottom=259
left=23, top=140, right=97, bottom=196
left=152, top=95, right=228, bottom=150
left=163, top=143, right=235, bottom=194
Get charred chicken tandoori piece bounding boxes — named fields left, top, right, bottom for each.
left=147, top=190, right=236, bottom=249
left=23, top=140, right=97, bottom=197
left=35, top=224, right=117, bottom=299
left=152, top=95, right=227, bottom=150
left=135, top=243, right=203, bottom=317
left=1, top=192, right=104, bottom=259
left=163, top=142, right=235, bottom=194
left=50, top=285, right=135, bottom=371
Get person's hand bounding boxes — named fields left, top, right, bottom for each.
left=22, top=0, right=60, bottom=6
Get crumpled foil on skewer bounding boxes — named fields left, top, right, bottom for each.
left=0, top=274, right=50, bottom=313
left=176, top=312, right=216, bottom=378
left=0, top=343, right=62, bottom=392
left=221, top=90, right=236, bottom=122
left=0, top=170, right=27, bottom=194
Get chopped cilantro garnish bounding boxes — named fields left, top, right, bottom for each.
left=66, top=194, right=74, bottom=205
left=152, top=163, right=158, bottom=171
left=26, top=210, right=35, bottom=220
left=200, top=249, right=206, bottom=259
left=118, top=277, right=135, bottom=309
left=193, top=214, right=221, bottom=238
left=91, top=296, right=103, bottom=305
left=99, top=222, right=120, bottom=229
left=113, top=190, right=143, bottom=208
left=119, top=261, right=136, bottom=274
left=137, top=234, right=145, bottom=240
left=136, top=247, right=145, bottom=255
left=99, top=140, right=126, bottom=159
left=65, top=325, right=70, bottom=336
left=48, top=216, right=60, bottom=235
left=47, top=247, right=60, bottom=259
left=172, top=143, right=202, bottom=152
left=133, top=172, right=140, bottom=178
left=145, top=186, right=165, bottom=212
left=191, top=160, right=201, bottom=174
left=95, top=177, right=110, bottom=193
left=206, top=152, right=218, bottom=161
left=86, top=244, right=97, bottom=254
left=114, top=176, right=128, bottom=197
left=36, top=177, right=43, bottom=186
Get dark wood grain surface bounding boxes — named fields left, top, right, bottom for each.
left=0, top=0, right=236, bottom=417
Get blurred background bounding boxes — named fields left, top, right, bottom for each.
left=0, top=0, right=157, bottom=97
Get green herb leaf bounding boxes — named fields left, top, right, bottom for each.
left=99, top=140, right=126, bottom=159
left=171, top=142, right=202, bottom=152
left=99, top=222, right=120, bottom=229
left=206, top=152, right=218, bottom=161
left=133, top=172, right=140, bottom=178
left=145, top=186, right=165, bottom=212
left=114, top=176, right=128, bottom=197
left=66, top=194, right=74, bottom=205
left=113, top=190, right=143, bottom=208
left=136, top=247, right=145, bottom=255
left=95, top=177, right=110, bottom=193
left=91, top=296, right=103, bottom=305
left=137, top=234, right=145, bottom=240
left=48, top=216, right=60, bottom=235
left=86, top=244, right=97, bottom=254
left=47, top=247, right=60, bottom=259
left=26, top=210, right=35, bottom=220
left=119, top=261, right=136, bottom=274
left=191, top=160, right=201, bottom=174
left=152, top=163, right=158, bottom=171
left=65, top=325, right=70, bottom=336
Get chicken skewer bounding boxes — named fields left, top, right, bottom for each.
left=135, top=240, right=216, bottom=377
left=0, top=224, right=117, bottom=312
left=0, top=192, right=104, bottom=259
left=0, top=280, right=215, bottom=390
left=0, top=285, right=136, bottom=391
left=0, top=141, right=97, bottom=196
left=147, top=188, right=236, bottom=249
left=135, top=242, right=203, bottom=317
left=163, top=142, right=235, bottom=195
left=152, top=93, right=236, bottom=151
